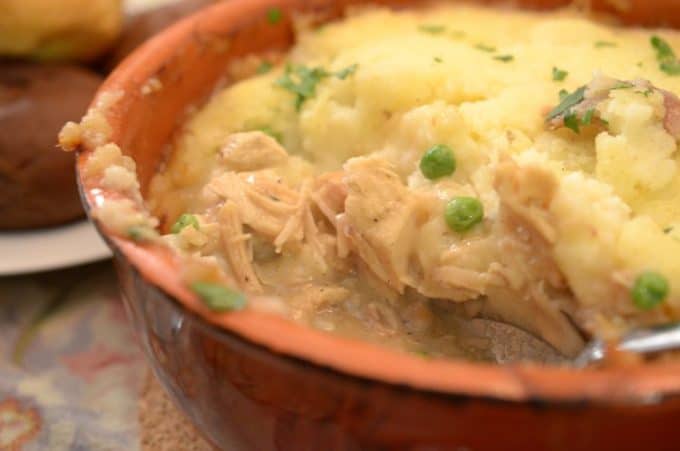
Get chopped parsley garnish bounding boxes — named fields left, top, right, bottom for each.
left=127, top=225, right=157, bottom=242
left=664, top=226, right=674, bottom=234
left=558, top=89, right=569, bottom=101
left=475, top=44, right=496, bottom=52
left=581, top=108, right=595, bottom=125
left=127, top=226, right=147, bottom=241
left=266, top=7, right=282, bottom=24
left=171, top=214, right=200, bottom=234
left=651, top=35, right=680, bottom=75
left=493, top=54, right=514, bottom=62
left=335, top=63, right=359, bottom=80
left=552, top=67, right=568, bottom=81
left=631, top=272, right=669, bottom=310
left=434, top=57, right=443, bottom=63
left=191, top=282, right=247, bottom=312
left=258, top=126, right=283, bottom=143
left=275, top=63, right=358, bottom=110
left=563, top=112, right=580, bottom=133
left=257, top=61, right=273, bottom=74
left=660, top=60, right=680, bottom=75
left=594, top=40, right=617, bottom=48
left=611, top=81, right=634, bottom=90
left=546, top=86, right=586, bottom=121
left=418, top=24, right=446, bottom=34
left=652, top=35, right=675, bottom=60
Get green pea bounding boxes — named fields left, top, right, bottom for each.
left=631, top=271, right=669, bottom=310
left=420, top=144, right=456, bottom=180
left=191, top=282, right=247, bottom=312
left=171, top=214, right=200, bottom=234
left=445, top=197, right=484, bottom=232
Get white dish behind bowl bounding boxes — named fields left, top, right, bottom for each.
left=124, top=0, right=182, bottom=14
left=0, top=220, right=111, bottom=276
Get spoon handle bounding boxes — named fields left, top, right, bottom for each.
left=574, top=322, right=680, bottom=368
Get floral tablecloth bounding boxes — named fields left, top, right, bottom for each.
left=0, top=261, right=145, bottom=450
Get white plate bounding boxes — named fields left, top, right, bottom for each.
left=124, top=0, right=181, bottom=14
left=0, top=220, right=112, bottom=276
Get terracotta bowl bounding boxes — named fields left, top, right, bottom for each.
left=76, top=0, right=680, bottom=449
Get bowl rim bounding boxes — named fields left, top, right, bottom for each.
left=76, top=0, right=680, bottom=404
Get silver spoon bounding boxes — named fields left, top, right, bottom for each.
left=573, top=322, right=680, bottom=368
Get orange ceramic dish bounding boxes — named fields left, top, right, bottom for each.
left=69, top=1, right=680, bottom=449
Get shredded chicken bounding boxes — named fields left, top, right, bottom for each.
left=494, top=159, right=558, bottom=244
left=208, top=172, right=301, bottom=240
left=662, top=88, right=680, bottom=139
left=342, top=158, right=422, bottom=293
left=491, top=161, right=584, bottom=355
left=218, top=201, right=263, bottom=293
left=187, top=118, right=669, bottom=358
left=219, top=131, right=288, bottom=171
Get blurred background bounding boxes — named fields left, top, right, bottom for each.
left=0, top=1, right=216, bottom=449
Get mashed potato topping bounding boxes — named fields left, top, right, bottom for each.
left=138, top=5, right=680, bottom=359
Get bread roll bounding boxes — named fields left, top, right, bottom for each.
left=0, top=63, right=102, bottom=229
left=0, top=0, right=123, bottom=62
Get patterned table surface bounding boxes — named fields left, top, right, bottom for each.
left=0, top=261, right=145, bottom=450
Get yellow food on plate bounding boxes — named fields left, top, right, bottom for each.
left=0, top=0, right=123, bottom=61
left=83, top=4, right=680, bottom=360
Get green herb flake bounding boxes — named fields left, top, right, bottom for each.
left=475, top=44, right=496, bottom=53
left=414, top=349, right=432, bottom=358
left=552, top=67, right=568, bottom=82
left=171, top=214, right=200, bottom=234
left=275, top=64, right=329, bottom=111
left=418, top=24, right=446, bottom=34
left=660, top=60, right=680, bottom=75
left=651, top=35, right=680, bottom=76
left=258, top=126, right=283, bottom=144
left=664, top=226, right=674, bottom=234
left=191, top=282, right=247, bottom=312
left=434, top=57, right=443, bottom=63
left=275, top=63, right=357, bottom=110
left=127, top=225, right=158, bottom=242
left=335, top=63, right=359, bottom=80
left=127, top=226, right=146, bottom=242
left=257, top=61, right=273, bottom=74
left=581, top=108, right=594, bottom=125
left=547, top=86, right=586, bottom=121
left=594, top=40, right=617, bottom=48
left=651, top=35, right=675, bottom=60
left=266, top=7, right=283, bottom=24
left=493, top=54, right=514, bottom=62
left=563, top=112, right=580, bottom=133
left=558, top=89, right=569, bottom=101
left=611, top=81, right=634, bottom=90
